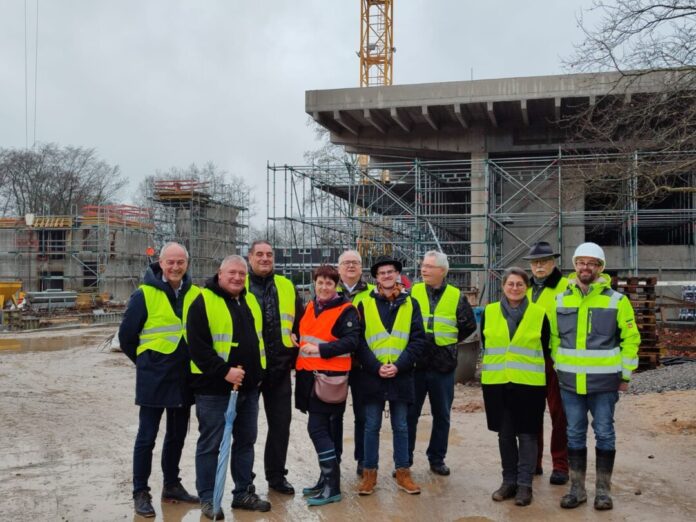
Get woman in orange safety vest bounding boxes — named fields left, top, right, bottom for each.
left=295, top=264, right=360, bottom=506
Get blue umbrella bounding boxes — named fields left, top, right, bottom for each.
left=212, top=380, right=240, bottom=519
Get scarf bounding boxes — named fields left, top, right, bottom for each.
left=500, top=295, right=528, bottom=339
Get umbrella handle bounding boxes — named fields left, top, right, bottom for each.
left=233, top=365, right=243, bottom=392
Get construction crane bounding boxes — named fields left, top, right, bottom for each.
left=357, top=0, right=395, bottom=261
left=359, top=0, right=394, bottom=87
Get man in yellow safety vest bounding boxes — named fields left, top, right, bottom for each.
left=119, top=242, right=200, bottom=518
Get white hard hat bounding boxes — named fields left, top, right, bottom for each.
left=572, top=242, right=606, bottom=267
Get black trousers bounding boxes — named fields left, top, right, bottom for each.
left=260, top=369, right=292, bottom=483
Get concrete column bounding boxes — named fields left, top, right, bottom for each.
left=470, top=152, right=488, bottom=303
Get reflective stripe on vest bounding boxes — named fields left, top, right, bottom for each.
left=190, top=288, right=266, bottom=374
left=296, top=301, right=352, bottom=371
left=553, top=287, right=625, bottom=394
left=137, top=284, right=200, bottom=356
left=411, top=282, right=460, bottom=346
left=481, top=301, right=546, bottom=387
left=363, top=295, right=413, bottom=364
left=245, top=274, right=296, bottom=348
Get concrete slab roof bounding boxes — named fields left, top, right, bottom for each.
left=306, top=70, right=676, bottom=158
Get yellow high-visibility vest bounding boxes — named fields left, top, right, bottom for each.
left=411, top=282, right=459, bottom=346
left=246, top=274, right=296, bottom=348
left=138, top=284, right=200, bottom=356
left=363, top=294, right=413, bottom=364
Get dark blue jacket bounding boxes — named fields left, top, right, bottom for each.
left=355, top=290, right=426, bottom=404
left=119, top=262, right=194, bottom=408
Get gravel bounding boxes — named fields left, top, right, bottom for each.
left=628, top=361, right=696, bottom=394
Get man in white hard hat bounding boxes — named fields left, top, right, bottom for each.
left=550, top=242, right=640, bottom=512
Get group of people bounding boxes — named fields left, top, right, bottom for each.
left=118, top=237, right=640, bottom=518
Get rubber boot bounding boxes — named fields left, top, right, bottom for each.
left=307, top=457, right=342, bottom=506
left=302, top=472, right=323, bottom=497
left=560, top=447, right=587, bottom=509
left=594, top=448, right=616, bottom=510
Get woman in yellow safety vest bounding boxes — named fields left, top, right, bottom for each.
left=295, top=265, right=361, bottom=507
left=480, top=267, right=550, bottom=507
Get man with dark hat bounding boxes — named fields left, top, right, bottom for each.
left=522, top=241, right=569, bottom=486
left=354, top=256, right=426, bottom=497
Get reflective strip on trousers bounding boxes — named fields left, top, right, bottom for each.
left=141, top=324, right=181, bottom=335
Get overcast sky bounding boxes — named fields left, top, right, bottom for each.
left=0, top=0, right=597, bottom=222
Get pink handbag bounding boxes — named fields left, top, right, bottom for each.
left=313, top=371, right=349, bottom=404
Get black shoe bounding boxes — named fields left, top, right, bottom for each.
left=232, top=491, right=272, bottom=512
left=356, top=462, right=364, bottom=476
left=430, top=463, right=450, bottom=476
left=200, top=500, right=224, bottom=520
left=492, top=483, right=517, bottom=501
left=550, top=470, right=569, bottom=485
left=535, top=466, right=543, bottom=475
left=133, top=490, right=155, bottom=518
left=514, top=485, right=533, bottom=506
left=162, top=482, right=199, bottom=503
left=268, top=478, right=295, bottom=495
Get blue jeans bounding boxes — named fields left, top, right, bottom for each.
left=560, top=389, right=619, bottom=451
left=133, top=405, right=190, bottom=494
left=194, top=390, right=260, bottom=502
left=407, top=369, right=455, bottom=466
left=363, top=400, right=409, bottom=469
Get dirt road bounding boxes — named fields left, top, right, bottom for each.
left=1, top=327, right=695, bottom=521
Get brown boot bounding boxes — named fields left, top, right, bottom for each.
left=358, top=468, right=377, bottom=496
left=395, top=468, right=421, bottom=495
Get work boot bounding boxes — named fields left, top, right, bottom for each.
left=133, top=490, right=155, bottom=518
left=232, top=486, right=271, bottom=512
left=302, top=472, right=324, bottom=497
left=268, top=477, right=295, bottom=495
left=307, top=457, right=342, bottom=506
left=550, top=470, right=569, bottom=485
left=561, top=447, right=588, bottom=509
left=200, top=500, right=224, bottom=520
left=357, top=468, right=377, bottom=495
left=161, top=482, right=199, bottom=503
left=491, top=483, right=517, bottom=501
left=514, top=485, right=533, bottom=506
left=594, top=448, right=616, bottom=510
left=395, top=468, right=421, bottom=495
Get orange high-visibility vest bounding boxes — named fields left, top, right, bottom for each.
left=296, top=301, right=353, bottom=372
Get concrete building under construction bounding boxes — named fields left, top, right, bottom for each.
left=0, top=178, right=248, bottom=302
left=267, top=71, right=695, bottom=303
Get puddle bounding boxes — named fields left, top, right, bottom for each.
left=0, top=333, right=109, bottom=354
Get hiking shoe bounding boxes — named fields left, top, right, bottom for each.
left=550, top=470, right=569, bottom=485
left=161, top=482, right=199, bottom=503
left=200, top=500, right=224, bottom=520
left=514, top=485, right=533, bottom=506
left=395, top=468, right=421, bottom=495
left=492, top=483, right=517, bottom=501
left=232, top=492, right=271, bottom=512
left=133, top=490, right=155, bottom=518
left=357, top=468, right=377, bottom=496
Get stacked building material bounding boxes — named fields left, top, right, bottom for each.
left=612, top=276, right=659, bottom=371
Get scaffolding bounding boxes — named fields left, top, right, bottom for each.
left=268, top=151, right=696, bottom=301
left=147, top=178, right=249, bottom=285
left=0, top=205, right=154, bottom=300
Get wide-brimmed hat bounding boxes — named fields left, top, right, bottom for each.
left=522, top=241, right=561, bottom=260
left=370, top=255, right=403, bottom=277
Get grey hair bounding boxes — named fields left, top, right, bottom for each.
left=423, top=250, right=449, bottom=274
left=160, top=241, right=189, bottom=260
left=338, top=249, right=362, bottom=265
left=219, top=255, right=248, bottom=271
left=502, top=266, right=530, bottom=287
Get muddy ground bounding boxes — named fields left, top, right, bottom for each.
left=1, top=327, right=695, bottom=521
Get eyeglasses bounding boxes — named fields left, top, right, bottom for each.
left=575, top=260, right=600, bottom=269
left=340, top=260, right=361, bottom=266
left=376, top=269, right=397, bottom=277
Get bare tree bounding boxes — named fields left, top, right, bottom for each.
left=565, top=1, right=696, bottom=201
left=0, top=143, right=126, bottom=216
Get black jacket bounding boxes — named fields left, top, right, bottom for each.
left=118, top=262, right=194, bottom=408
left=415, top=282, right=478, bottom=373
left=295, top=294, right=361, bottom=413
left=186, top=275, right=264, bottom=395
left=246, top=269, right=304, bottom=381
left=355, top=290, right=426, bottom=404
